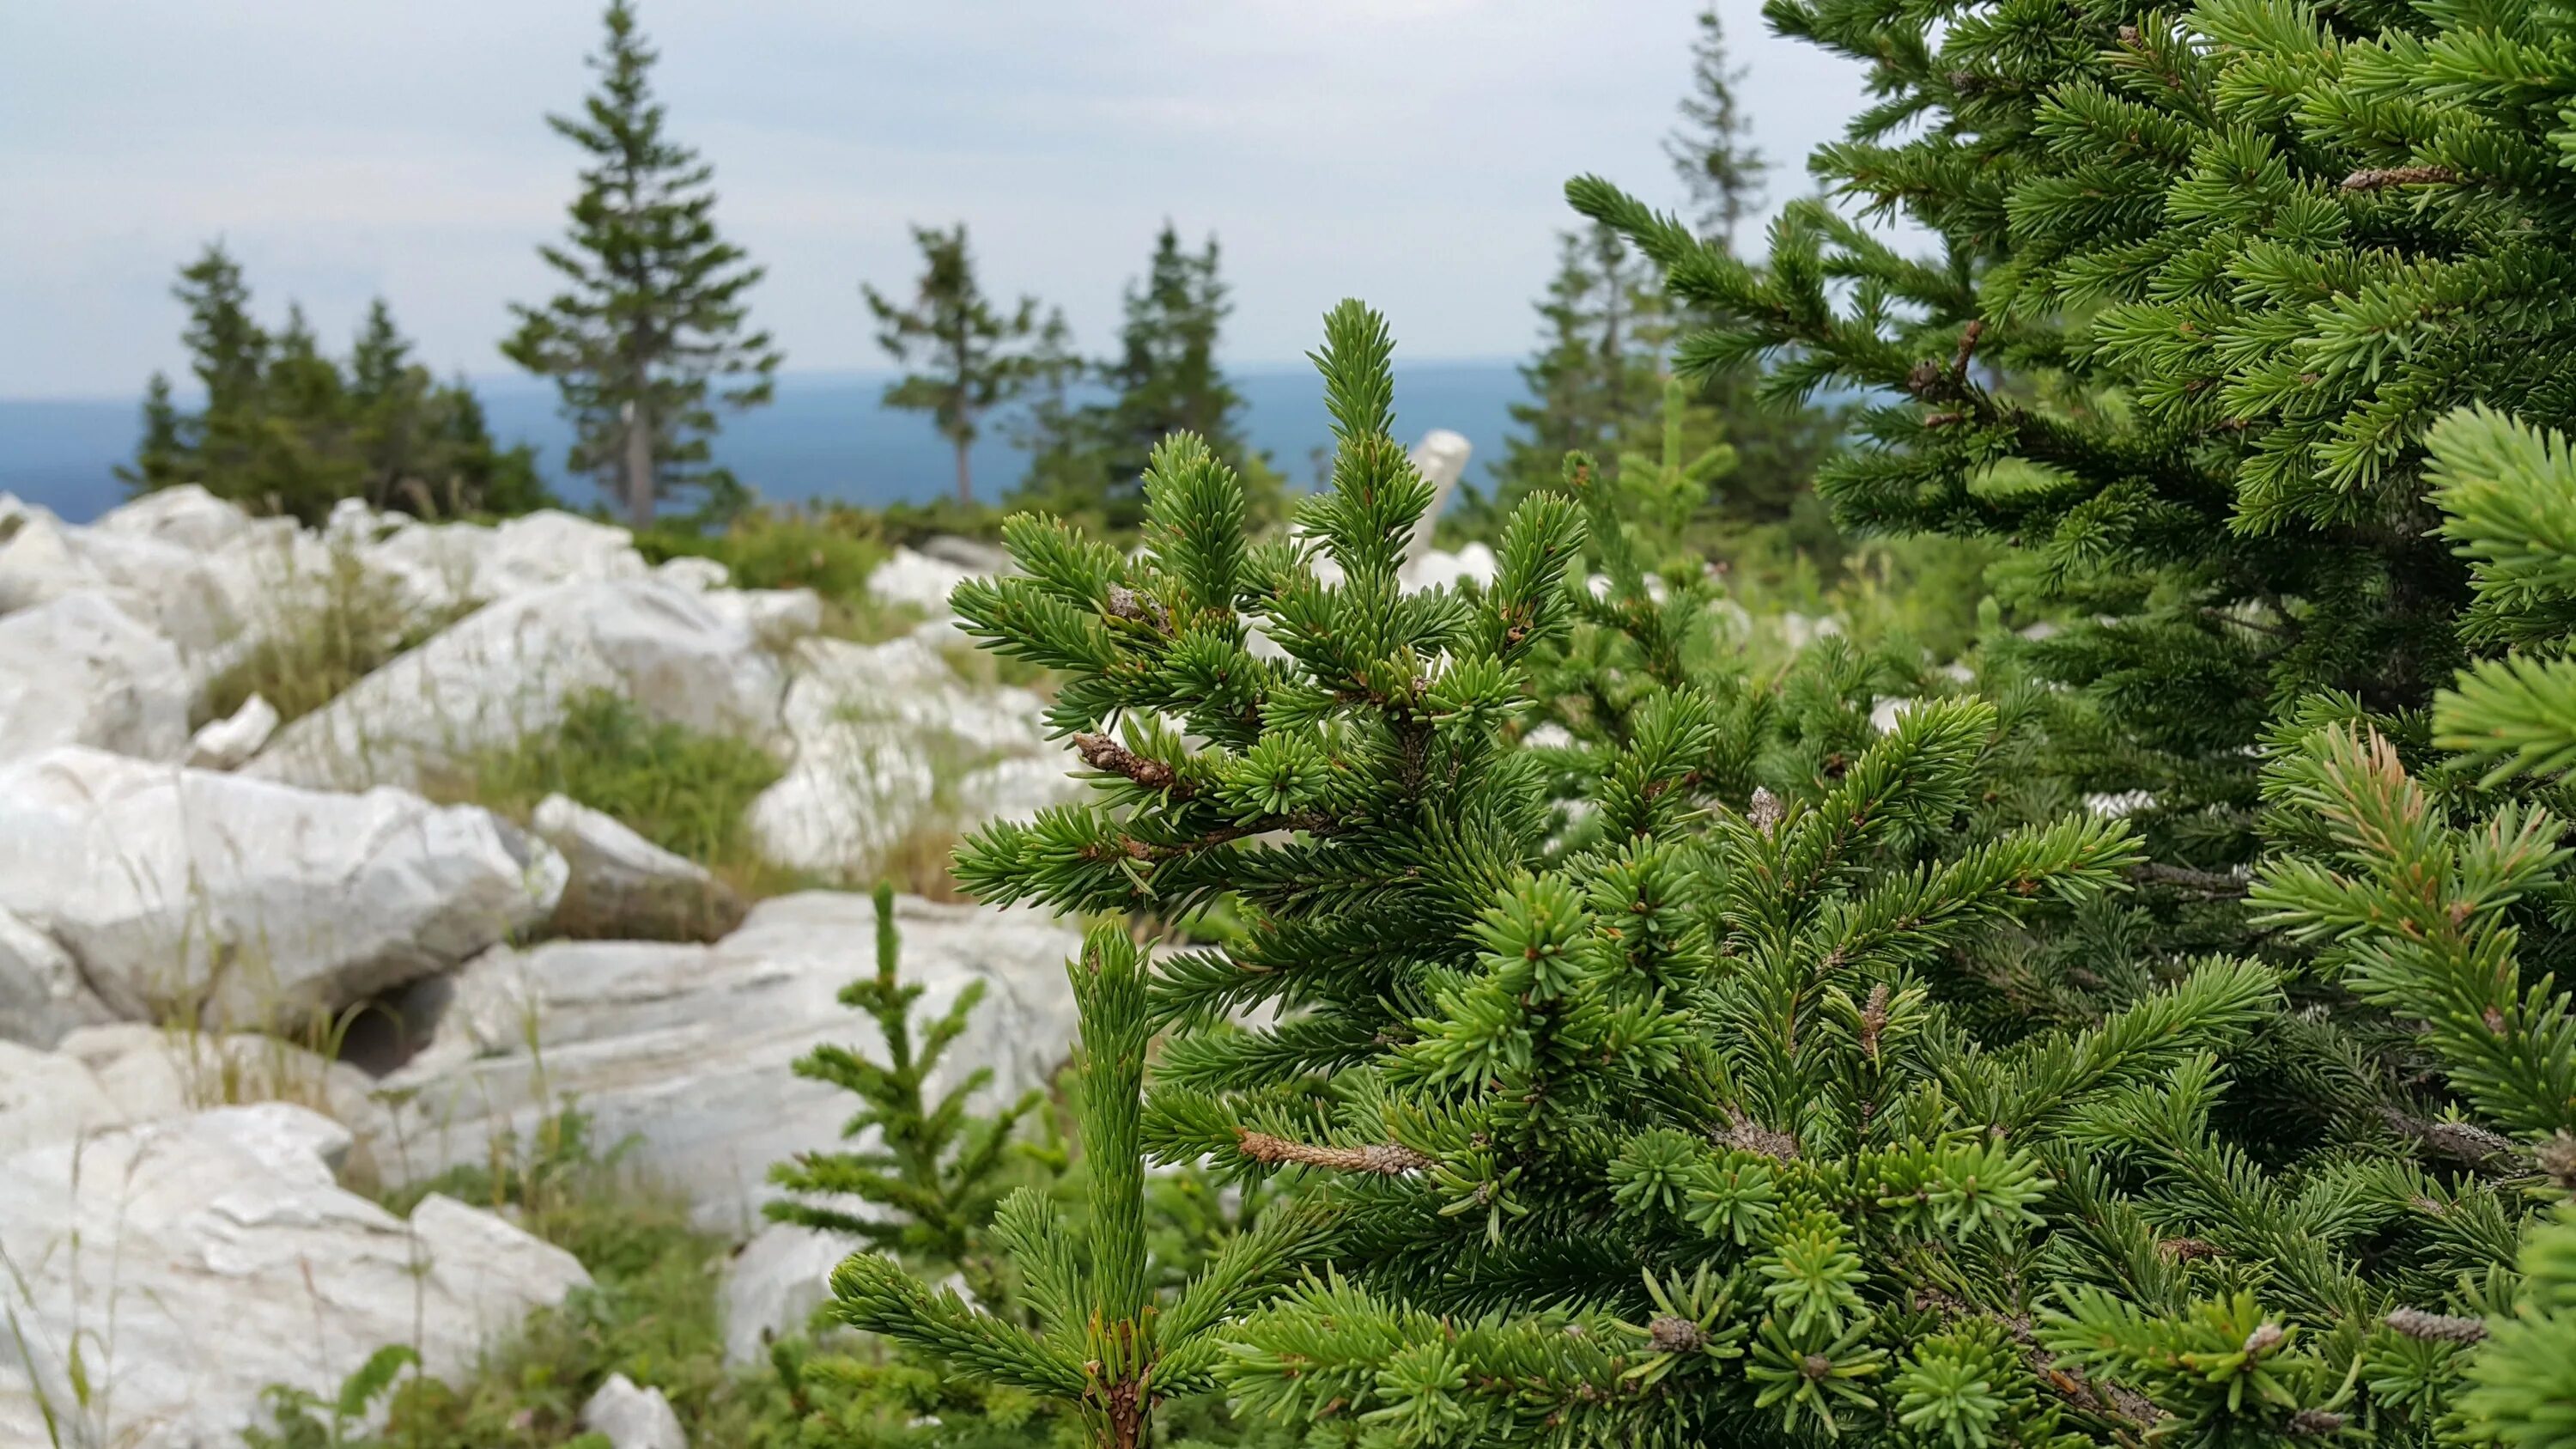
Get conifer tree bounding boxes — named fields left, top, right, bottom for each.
left=866, top=223, right=1060, bottom=506
left=1665, top=5, right=1765, bottom=253
left=173, top=242, right=269, bottom=489
left=1012, top=224, right=1277, bottom=534
left=123, top=259, right=542, bottom=521
left=116, top=373, right=188, bottom=494
left=502, top=0, right=780, bottom=527
left=1479, top=222, right=1668, bottom=515
left=833, top=923, right=1327, bottom=1449
left=769, top=881, right=1047, bottom=1301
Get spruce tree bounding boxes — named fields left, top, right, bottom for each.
left=173, top=242, right=269, bottom=492
left=769, top=881, right=1048, bottom=1301
left=895, top=284, right=2576, bottom=1442
left=833, top=923, right=1327, bottom=1449
left=116, top=373, right=189, bottom=495
left=1665, top=5, right=1765, bottom=253
left=1012, top=224, right=1276, bottom=534
left=1478, top=222, right=1668, bottom=516
left=502, top=0, right=781, bottom=527
left=865, top=223, right=1060, bottom=506
left=123, top=262, right=542, bottom=522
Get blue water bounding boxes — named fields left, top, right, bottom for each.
left=0, top=362, right=1525, bottom=524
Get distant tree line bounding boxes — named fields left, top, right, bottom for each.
left=123, top=0, right=1834, bottom=551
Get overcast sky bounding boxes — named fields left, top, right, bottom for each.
left=0, top=1, right=1877, bottom=399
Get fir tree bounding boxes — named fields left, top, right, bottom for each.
left=1012, top=224, right=1277, bottom=534
left=833, top=923, right=1328, bottom=1449
left=173, top=242, right=269, bottom=489
left=865, top=223, right=1060, bottom=506
left=116, top=372, right=188, bottom=495
left=502, top=0, right=781, bottom=527
left=122, top=262, right=544, bottom=523
left=769, top=881, right=1047, bottom=1302
left=1479, top=222, right=1668, bottom=515
left=1665, top=5, right=1765, bottom=253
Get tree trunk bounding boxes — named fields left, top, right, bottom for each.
left=624, top=399, right=655, bottom=528
left=953, top=436, right=973, bottom=506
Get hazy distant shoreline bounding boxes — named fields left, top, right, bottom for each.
left=0, top=362, right=1523, bottom=523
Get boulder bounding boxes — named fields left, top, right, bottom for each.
left=352, top=508, right=647, bottom=616
left=244, top=576, right=789, bottom=792
left=0, top=746, right=566, bottom=1027
left=0, top=1022, right=386, bottom=1160
left=0, top=1104, right=588, bottom=1449
left=747, top=629, right=1078, bottom=881
left=184, top=691, right=280, bottom=770
left=581, top=1373, right=690, bottom=1449
left=0, top=591, right=191, bottom=764
left=722, top=1221, right=850, bottom=1365
left=0, top=512, right=241, bottom=658
left=92, top=484, right=256, bottom=554
left=0, top=906, right=109, bottom=1049
left=376, top=891, right=1081, bottom=1227
left=1402, top=541, right=1499, bottom=593
left=913, top=533, right=1014, bottom=575
left=654, top=554, right=731, bottom=592
left=866, top=545, right=975, bottom=617
left=1401, top=428, right=1474, bottom=563
left=701, top=586, right=825, bottom=644
left=533, top=793, right=744, bottom=941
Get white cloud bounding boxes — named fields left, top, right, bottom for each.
left=0, top=0, right=1880, bottom=397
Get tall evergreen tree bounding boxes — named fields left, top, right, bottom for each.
left=116, top=373, right=188, bottom=495
left=502, top=0, right=780, bottom=527
left=1011, top=224, right=1276, bottom=533
left=864, top=223, right=1059, bottom=505
left=124, top=253, right=543, bottom=521
left=1482, top=223, right=1668, bottom=514
left=1665, top=5, right=1765, bottom=253
left=173, top=242, right=270, bottom=489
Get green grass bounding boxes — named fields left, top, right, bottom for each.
left=423, top=689, right=815, bottom=915
left=197, top=549, right=473, bottom=728
left=636, top=507, right=923, bottom=644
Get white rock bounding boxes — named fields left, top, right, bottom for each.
left=1868, top=697, right=1922, bottom=734
left=699, top=586, right=825, bottom=644
left=581, top=1373, right=689, bottom=1449
left=93, top=484, right=256, bottom=554
left=533, top=793, right=744, bottom=940
left=0, top=591, right=191, bottom=764
left=0, top=512, right=242, bottom=659
left=0, top=746, right=566, bottom=1026
left=0, top=1037, right=125, bottom=1157
left=343, top=508, right=645, bottom=618
left=476, top=510, right=647, bottom=600
left=1401, top=540, right=1499, bottom=593
left=747, top=633, right=1077, bottom=881
left=0, top=1022, right=388, bottom=1161
left=1780, top=612, right=1844, bottom=651
left=184, top=691, right=280, bottom=770
left=1401, top=429, right=1474, bottom=564
left=0, top=1104, right=587, bottom=1449
left=722, top=1222, right=851, bottom=1365
left=866, top=546, right=976, bottom=617
left=0, top=907, right=110, bottom=1049
left=379, top=891, right=1080, bottom=1226
left=245, top=576, right=789, bottom=792
left=655, top=554, right=731, bottom=592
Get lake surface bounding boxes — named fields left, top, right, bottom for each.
left=0, top=362, right=1525, bottom=524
